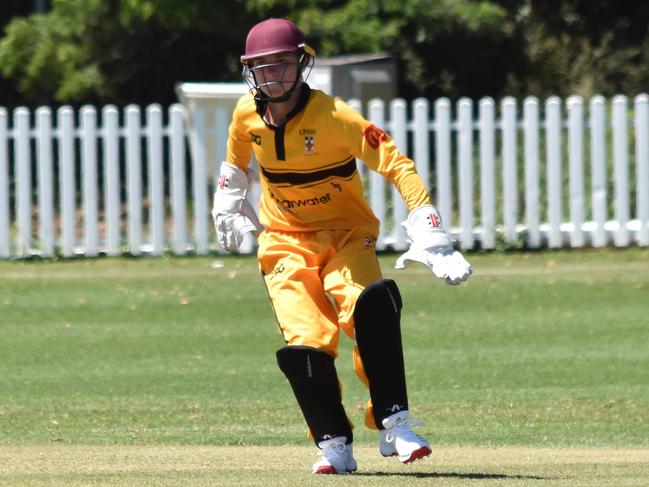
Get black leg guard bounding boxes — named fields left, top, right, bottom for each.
left=276, top=345, right=353, bottom=446
left=354, top=279, right=408, bottom=428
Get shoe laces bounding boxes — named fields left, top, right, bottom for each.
left=385, top=417, right=425, bottom=444
left=321, top=440, right=347, bottom=461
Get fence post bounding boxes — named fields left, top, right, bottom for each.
left=368, top=99, right=387, bottom=250
left=190, top=106, right=209, bottom=254
left=103, top=105, right=121, bottom=256
left=347, top=99, right=365, bottom=179
left=635, top=94, right=649, bottom=246
left=147, top=104, right=165, bottom=256
left=15, top=108, right=32, bottom=257
left=81, top=106, right=99, bottom=257
left=169, top=104, right=188, bottom=255
left=58, top=107, right=76, bottom=256
left=192, top=107, right=209, bottom=255
left=413, top=97, right=431, bottom=192
left=36, top=107, right=55, bottom=257
left=546, top=97, right=563, bottom=248
left=126, top=105, right=143, bottom=255
left=589, top=95, right=608, bottom=247
left=567, top=96, right=585, bottom=248
left=413, top=97, right=433, bottom=241
left=389, top=98, right=408, bottom=250
left=457, top=98, right=474, bottom=249
left=612, top=95, right=630, bottom=247
left=479, top=97, right=496, bottom=249
left=523, top=97, right=541, bottom=248
left=0, top=109, right=8, bottom=258
left=502, top=97, right=518, bottom=244
left=213, top=106, right=229, bottom=189
left=434, top=98, right=453, bottom=230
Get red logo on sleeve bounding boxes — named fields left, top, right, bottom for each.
left=363, top=124, right=388, bottom=149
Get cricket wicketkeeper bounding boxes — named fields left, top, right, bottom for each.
left=212, top=17, right=472, bottom=474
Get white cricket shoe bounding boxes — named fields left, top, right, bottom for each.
left=380, top=411, right=432, bottom=463
left=312, top=436, right=358, bottom=474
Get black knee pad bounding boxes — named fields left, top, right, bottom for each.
left=276, top=346, right=353, bottom=445
left=354, top=279, right=408, bottom=427
left=355, top=278, right=403, bottom=326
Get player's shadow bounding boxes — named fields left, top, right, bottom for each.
left=355, top=471, right=548, bottom=480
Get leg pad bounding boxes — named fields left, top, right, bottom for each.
left=354, top=279, right=408, bottom=428
left=277, top=345, right=353, bottom=445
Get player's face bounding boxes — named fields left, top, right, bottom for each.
left=249, top=52, right=301, bottom=99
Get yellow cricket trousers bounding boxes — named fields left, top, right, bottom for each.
left=258, top=227, right=382, bottom=428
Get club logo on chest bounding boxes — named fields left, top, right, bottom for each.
left=300, top=128, right=316, bottom=154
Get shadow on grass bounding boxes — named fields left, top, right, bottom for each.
left=354, top=471, right=549, bottom=480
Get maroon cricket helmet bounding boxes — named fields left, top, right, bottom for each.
left=240, top=18, right=315, bottom=64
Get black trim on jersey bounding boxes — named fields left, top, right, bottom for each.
left=274, top=126, right=286, bottom=161
left=255, top=85, right=312, bottom=161
left=284, top=84, right=311, bottom=122
left=260, top=157, right=357, bottom=187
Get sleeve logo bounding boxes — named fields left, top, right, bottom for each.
left=363, top=124, right=387, bottom=149
left=250, top=133, right=262, bottom=145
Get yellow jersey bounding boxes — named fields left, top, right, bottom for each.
left=226, top=86, right=431, bottom=233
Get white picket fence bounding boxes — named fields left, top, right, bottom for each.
left=0, top=104, right=201, bottom=258
left=0, top=94, right=648, bottom=259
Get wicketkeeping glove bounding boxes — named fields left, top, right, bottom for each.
left=395, top=205, right=472, bottom=285
left=212, top=162, right=264, bottom=252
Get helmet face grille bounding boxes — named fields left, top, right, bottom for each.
left=243, top=59, right=298, bottom=95
left=242, top=53, right=314, bottom=103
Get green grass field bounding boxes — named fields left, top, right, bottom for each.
left=1, top=249, right=649, bottom=485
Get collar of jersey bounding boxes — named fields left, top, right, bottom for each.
left=255, top=84, right=311, bottom=129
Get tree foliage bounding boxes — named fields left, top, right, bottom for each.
left=0, top=0, right=36, bottom=105
left=0, top=0, right=647, bottom=105
left=0, top=0, right=257, bottom=105
left=516, top=0, right=649, bottom=97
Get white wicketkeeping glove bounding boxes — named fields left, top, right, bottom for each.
left=395, top=205, right=472, bottom=285
left=212, top=162, right=264, bottom=252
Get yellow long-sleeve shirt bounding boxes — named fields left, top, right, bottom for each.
left=226, top=85, right=431, bottom=233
